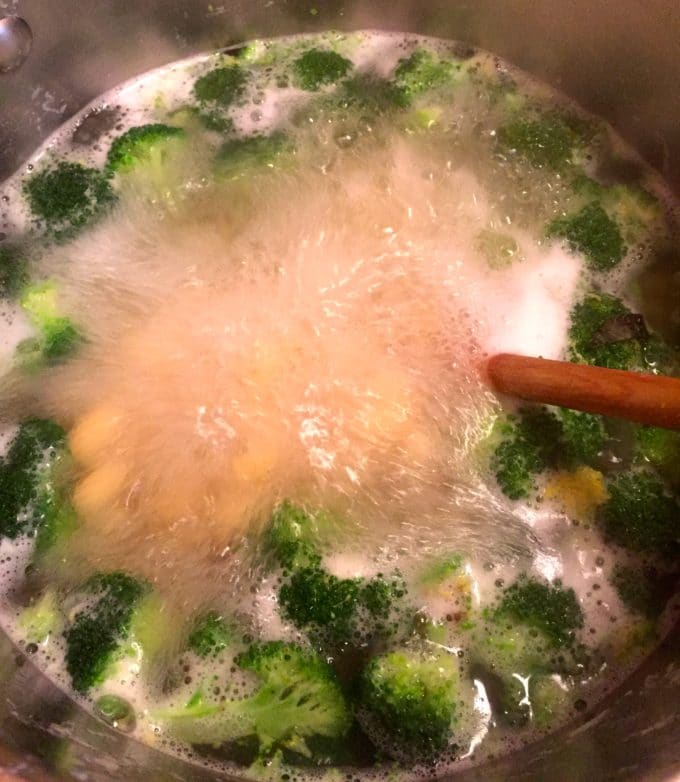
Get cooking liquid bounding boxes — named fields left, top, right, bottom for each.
left=0, top=30, right=677, bottom=780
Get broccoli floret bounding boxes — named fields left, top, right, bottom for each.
left=0, top=419, right=69, bottom=540
left=64, top=571, right=148, bottom=693
left=489, top=405, right=609, bottom=499
left=169, top=105, right=234, bottom=133
left=497, top=113, right=580, bottom=170
left=547, top=202, right=626, bottom=272
left=490, top=408, right=562, bottom=499
left=292, top=49, right=352, bottom=91
left=571, top=175, right=663, bottom=245
left=598, top=471, right=680, bottom=554
left=568, top=292, right=652, bottom=370
left=472, top=577, right=584, bottom=727
left=18, top=281, right=83, bottom=367
left=216, top=133, right=293, bottom=179
left=557, top=408, right=608, bottom=464
left=392, top=49, right=457, bottom=106
left=279, top=566, right=362, bottom=640
left=187, top=611, right=234, bottom=658
left=337, top=74, right=409, bottom=114
left=359, top=648, right=459, bottom=760
left=24, top=161, right=115, bottom=241
left=496, top=575, right=584, bottom=648
left=279, top=566, right=406, bottom=647
left=610, top=563, right=677, bottom=619
left=18, top=588, right=61, bottom=643
left=0, top=245, right=28, bottom=299
left=266, top=500, right=323, bottom=571
left=106, top=123, right=185, bottom=173
left=268, top=503, right=406, bottom=646
left=473, top=622, right=572, bottom=727
left=634, top=426, right=680, bottom=484
left=157, top=641, right=351, bottom=755
left=193, top=65, right=249, bottom=107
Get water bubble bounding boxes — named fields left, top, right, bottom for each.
left=0, top=16, right=32, bottom=73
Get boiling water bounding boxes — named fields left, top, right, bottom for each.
left=0, top=30, right=677, bottom=780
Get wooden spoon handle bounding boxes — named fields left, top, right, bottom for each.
left=486, top=353, right=680, bottom=430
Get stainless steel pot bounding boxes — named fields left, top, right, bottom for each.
left=0, top=2, right=678, bottom=780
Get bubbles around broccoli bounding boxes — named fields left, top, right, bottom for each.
left=24, top=161, right=115, bottom=242
left=193, top=64, right=249, bottom=107
left=292, top=49, right=352, bottom=91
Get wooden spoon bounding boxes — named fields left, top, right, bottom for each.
left=486, top=353, right=680, bottom=430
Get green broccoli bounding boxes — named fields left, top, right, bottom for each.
left=472, top=576, right=584, bottom=727
left=17, top=281, right=83, bottom=368
left=392, top=49, right=458, bottom=106
left=336, top=74, right=410, bottom=115
left=278, top=566, right=361, bottom=641
left=0, top=245, right=28, bottom=299
left=266, top=501, right=405, bottom=646
left=359, top=648, right=460, bottom=760
left=490, top=407, right=562, bottom=499
left=18, top=588, right=61, bottom=643
left=265, top=500, right=323, bottom=571
left=64, top=571, right=148, bottom=693
left=417, top=553, right=465, bottom=588
left=157, top=641, right=351, bottom=755
left=193, top=65, right=249, bottom=107
left=489, top=405, right=610, bottom=499
left=547, top=202, right=626, bottom=272
left=634, top=425, right=680, bottom=485
left=567, top=292, right=652, bottom=371
left=496, top=575, right=584, bottom=648
left=556, top=408, right=608, bottom=465
left=0, top=419, right=70, bottom=540
left=598, top=471, right=680, bottom=554
left=216, top=133, right=294, bottom=179
left=497, top=113, right=581, bottom=171
left=292, top=49, right=352, bottom=91
left=187, top=611, right=234, bottom=658
left=168, top=105, right=234, bottom=134
left=610, top=563, right=677, bottom=619
left=571, top=174, right=663, bottom=245
left=24, top=161, right=115, bottom=241
left=106, top=123, right=185, bottom=174
left=33, top=498, right=78, bottom=560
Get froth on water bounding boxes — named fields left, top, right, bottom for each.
left=6, top=123, right=557, bottom=610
